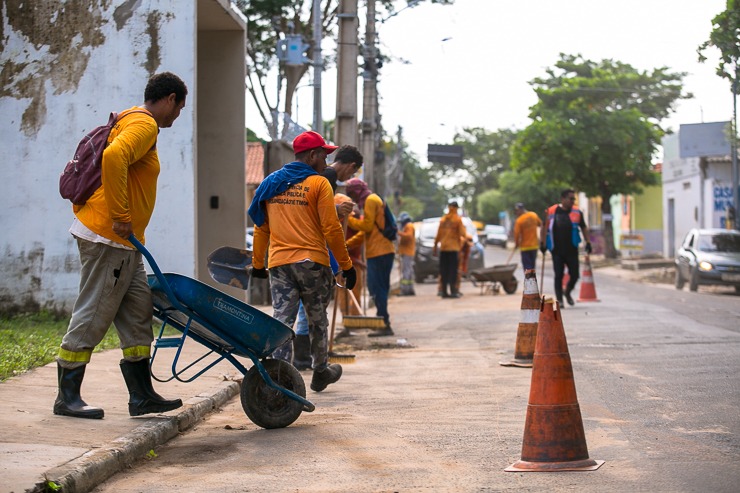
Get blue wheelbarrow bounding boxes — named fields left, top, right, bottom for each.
left=129, top=235, right=314, bottom=429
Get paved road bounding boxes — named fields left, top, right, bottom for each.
left=91, top=247, right=740, bottom=492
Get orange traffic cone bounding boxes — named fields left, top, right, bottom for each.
left=577, top=255, right=600, bottom=302
left=506, top=298, right=604, bottom=472
left=500, top=269, right=540, bottom=368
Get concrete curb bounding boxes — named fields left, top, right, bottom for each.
left=29, top=381, right=240, bottom=493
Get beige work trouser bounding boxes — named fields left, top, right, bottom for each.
left=58, top=237, right=153, bottom=368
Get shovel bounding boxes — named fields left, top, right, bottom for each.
left=207, top=246, right=253, bottom=290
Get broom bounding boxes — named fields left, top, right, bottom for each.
left=338, top=224, right=386, bottom=330
left=328, top=283, right=356, bottom=364
left=341, top=288, right=386, bottom=330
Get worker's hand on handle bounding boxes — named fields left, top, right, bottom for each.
left=113, top=221, right=133, bottom=239
left=539, top=242, right=547, bottom=254
left=251, top=266, right=268, bottom=279
left=342, top=266, right=357, bottom=290
left=585, top=242, right=593, bottom=254
left=336, top=201, right=355, bottom=219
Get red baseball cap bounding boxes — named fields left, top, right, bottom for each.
left=292, top=131, right=339, bottom=154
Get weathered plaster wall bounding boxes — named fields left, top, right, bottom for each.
left=0, top=0, right=196, bottom=313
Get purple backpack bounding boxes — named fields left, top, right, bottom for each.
left=59, top=110, right=151, bottom=205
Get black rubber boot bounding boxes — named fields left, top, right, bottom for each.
left=53, top=363, right=104, bottom=419
left=120, top=359, right=182, bottom=416
left=369, top=325, right=394, bottom=338
left=310, top=364, right=343, bottom=392
left=293, top=334, right=312, bottom=371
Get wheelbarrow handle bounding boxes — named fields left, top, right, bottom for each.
left=128, top=235, right=188, bottom=315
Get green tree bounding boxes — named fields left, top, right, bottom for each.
left=496, top=169, right=568, bottom=220
left=238, top=0, right=454, bottom=139
left=381, top=129, right=446, bottom=219
left=698, top=0, right=740, bottom=219
left=476, top=189, right=505, bottom=224
left=698, top=0, right=740, bottom=88
left=427, top=127, right=518, bottom=218
left=512, top=54, right=689, bottom=258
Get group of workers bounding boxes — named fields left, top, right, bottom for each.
left=53, top=72, right=592, bottom=420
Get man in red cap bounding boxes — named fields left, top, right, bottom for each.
left=248, top=131, right=356, bottom=392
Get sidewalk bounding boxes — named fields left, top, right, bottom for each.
left=1, top=336, right=242, bottom=493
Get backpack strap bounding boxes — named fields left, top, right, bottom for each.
left=112, top=109, right=157, bottom=152
left=374, top=199, right=386, bottom=233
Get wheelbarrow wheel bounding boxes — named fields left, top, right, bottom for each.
left=241, top=359, right=306, bottom=429
left=503, top=279, right=518, bottom=295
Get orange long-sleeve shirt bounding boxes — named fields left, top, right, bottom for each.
left=397, top=222, right=415, bottom=256
left=434, top=211, right=466, bottom=252
left=346, top=194, right=396, bottom=259
left=514, top=211, right=542, bottom=251
left=252, top=174, right=352, bottom=271
left=73, top=108, right=159, bottom=246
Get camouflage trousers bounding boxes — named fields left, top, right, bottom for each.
left=269, top=261, right=334, bottom=370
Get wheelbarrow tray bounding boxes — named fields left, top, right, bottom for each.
left=469, top=263, right=518, bottom=282
left=469, top=263, right=518, bottom=295
left=148, top=273, right=292, bottom=359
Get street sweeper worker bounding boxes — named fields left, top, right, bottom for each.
left=345, top=178, right=396, bottom=337
left=55, top=72, right=188, bottom=420
left=291, top=145, right=364, bottom=370
left=433, top=201, right=467, bottom=298
left=248, top=130, right=356, bottom=392
left=513, top=202, right=542, bottom=271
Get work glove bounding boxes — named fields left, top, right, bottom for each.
left=342, top=267, right=357, bottom=290
left=539, top=243, right=547, bottom=254
left=585, top=242, right=592, bottom=254
left=251, top=266, right=268, bottom=279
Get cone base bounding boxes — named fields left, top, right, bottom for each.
left=499, top=359, right=533, bottom=368
left=577, top=298, right=600, bottom=302
left=505, top=459, right=604, bottom=472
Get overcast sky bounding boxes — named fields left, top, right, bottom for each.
left=249, top=0, right=732, bottom=162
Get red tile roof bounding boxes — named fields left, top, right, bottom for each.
left=246, top=142, right=265, bottom=185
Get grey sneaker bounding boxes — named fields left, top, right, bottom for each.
left=310, top=364, right=343, bottom=392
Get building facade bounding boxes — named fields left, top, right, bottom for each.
left=661, top=123, right=735, bottom=258
left=0, top=0, right=247, bottom=313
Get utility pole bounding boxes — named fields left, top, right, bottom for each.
left=732, top=79, right=739, bottom=230
left=334, top=0, right=359, bottom=147
left=312, top=0, right=322, bottom=134
left=360, top=0, right=380, bottom=193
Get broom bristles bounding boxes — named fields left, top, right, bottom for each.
left=328, top=352, right=356, bottom=364
left=342, top=315, right=386, bottom=329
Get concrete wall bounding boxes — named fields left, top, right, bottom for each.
left=0, top=0, right=246, bottom=313
left=632, top=184, right=664, bottom=255
left=196, top=4, right=247, bottom=300
left=662, top=133, right=703, bottom=258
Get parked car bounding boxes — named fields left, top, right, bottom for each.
left=675, top=228, right=740, bottom=293
left=414, top=217, right=485, bottom=283
left=483, top=224, right=508, bottom=247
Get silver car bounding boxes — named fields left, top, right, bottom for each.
left=483, top=224, right=508, bottom=247
left=675, top=228, right=740, bottom=293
